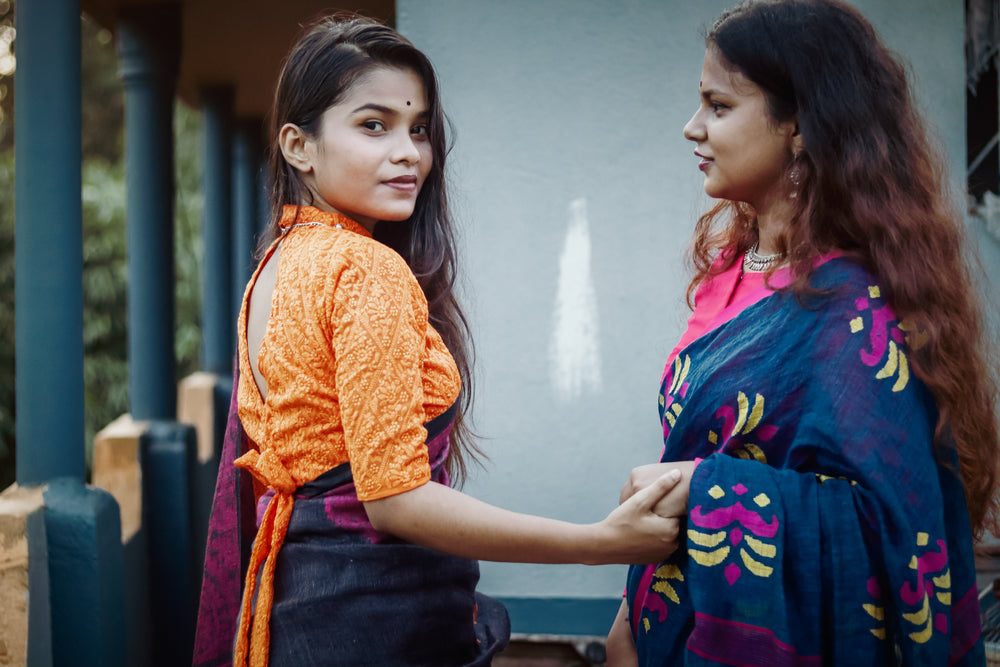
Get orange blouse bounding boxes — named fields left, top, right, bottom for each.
left=232, top=205, right=461, bottom=667
left=235, top=205, right=460, bottom=500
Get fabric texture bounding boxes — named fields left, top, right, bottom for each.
left=193, top=364, right=256, bottom=667
left=627, top=257, right=984, bottom=665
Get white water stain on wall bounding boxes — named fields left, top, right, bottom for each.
left=550, top=197, right=602, bottom=402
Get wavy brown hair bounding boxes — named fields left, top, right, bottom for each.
left=263, top=14, right=482, bottom=482
left=690, top=0, right=999, bottom=536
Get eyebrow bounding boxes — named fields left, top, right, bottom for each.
left=350, top=102, right=429, bottom=118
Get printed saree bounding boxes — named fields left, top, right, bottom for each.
left=626, top=257, right=984, bottom=665
left=193, top=368, right=509, bottom=667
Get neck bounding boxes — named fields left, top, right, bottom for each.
left=753, top=196, right=795, bottom=255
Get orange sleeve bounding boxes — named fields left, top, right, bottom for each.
left=330, top=241, right=434, bottom=501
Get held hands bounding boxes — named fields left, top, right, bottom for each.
left=619, top=461, right=696, bottom=518
left=591, top=469, right=685, bottom=565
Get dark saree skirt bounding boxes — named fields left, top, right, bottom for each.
left=259, top=459, right=509, bottom=666
left=194, top=367, right=509, bottom=667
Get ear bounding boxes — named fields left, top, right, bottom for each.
left=789, top=119, right=804, bottom=156
left=279, top=123, right=314, bottom=174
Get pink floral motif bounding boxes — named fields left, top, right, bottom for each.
left=934, top=613, right=947, bottom=633
left=899, top=539, right=947, bottom=606
left=725, top=563, right=741, bottom=586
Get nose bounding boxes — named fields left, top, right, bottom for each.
left=392, top=129, right=421, bottom=165
left=683, top=109, right=704, bottom=142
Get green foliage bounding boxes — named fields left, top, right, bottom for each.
left=82, top=158, right=128, bottom=453
left=175, top=102, right=203, bottom=380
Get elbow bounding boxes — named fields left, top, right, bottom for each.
left=363, top=496, right=397, bottom=534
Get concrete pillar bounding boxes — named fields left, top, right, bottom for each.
left=200, top=86, right=235, bottom=375
left=117, top=6, right=181, bottom=421
left=0, top=485, right=50, bottom=667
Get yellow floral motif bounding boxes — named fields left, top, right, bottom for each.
left=735, top=443, right=767, bottom=463
left=863, top=604, right=884, bottom=621
left=689, top=529, right=726, bottom=548
left=745, top=535, right=776, bottom=558
left=669, top=355, right=691, bottom=396
left=875, top=340, right=909, bottom=393
left=851, top=284, right=910, bottom=392
left=739, top=548, right=774, bottom=576
left=662, top=355, right=693, bottom=431
left=815, top=474, right=858, bottom=486
left=869, top=533, right=952, bottom=644
left=689, top=544, right=731, bottom=566
left=688, top=485, right=778, bottom=585
left=904, top=595, right=934, bottom=643
left=710, top=391, right=775, bottom=462
left=651, top=564, right=684, bottom=604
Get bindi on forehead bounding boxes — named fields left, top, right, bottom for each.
left=407, top=101, right=411, bottom=106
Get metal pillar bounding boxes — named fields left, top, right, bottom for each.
left=118, top=6, right=181, bottom=421
left=200, top=87, right=235, bottom=375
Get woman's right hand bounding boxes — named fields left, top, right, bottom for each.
left=590, top=469, right=685, bottom=564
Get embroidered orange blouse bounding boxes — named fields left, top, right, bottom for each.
left=232, top=205, right=461, bottom=667
left=235, top=205, right=460, bottom=500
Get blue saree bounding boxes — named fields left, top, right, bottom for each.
left=626, top=257, right=984, bottom=665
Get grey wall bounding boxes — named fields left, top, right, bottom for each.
left=397, top=0, right=969, bottom=624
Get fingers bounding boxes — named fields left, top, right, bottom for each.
left=626, top=469, right=681, bottom=511
left=652, top=480, right=690, bottom=518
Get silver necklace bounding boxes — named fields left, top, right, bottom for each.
left=742, top=241, right=781, bottom=273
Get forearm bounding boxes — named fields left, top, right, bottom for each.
left=364, top=481, right=617, bottom=565
left=606, top=599, right=638, bottom=667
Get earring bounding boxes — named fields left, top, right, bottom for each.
left=788, top=166, right=801, bottom=199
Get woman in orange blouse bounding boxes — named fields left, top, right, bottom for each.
left=199, top=15, right=686, bottom=667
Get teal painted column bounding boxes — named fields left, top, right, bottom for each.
left=200, top=87, right=235, bottom=375
left=15, top=0, right=126, bottom=664
left=118, top=7, right=180, bottom=421
left=15, top=0, right=84, bottom=486
left=233, top=119, right=262, bottom=316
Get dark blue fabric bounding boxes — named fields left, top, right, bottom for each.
left=626, top=258, right=984, bottom=666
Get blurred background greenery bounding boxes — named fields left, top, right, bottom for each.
left=0, top=3, right=205, bottom=488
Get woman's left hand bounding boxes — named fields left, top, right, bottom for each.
left=620, top=460, right=698, bottom=517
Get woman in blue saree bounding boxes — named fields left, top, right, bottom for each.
left=607, top=1, right=1000, bottom=664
